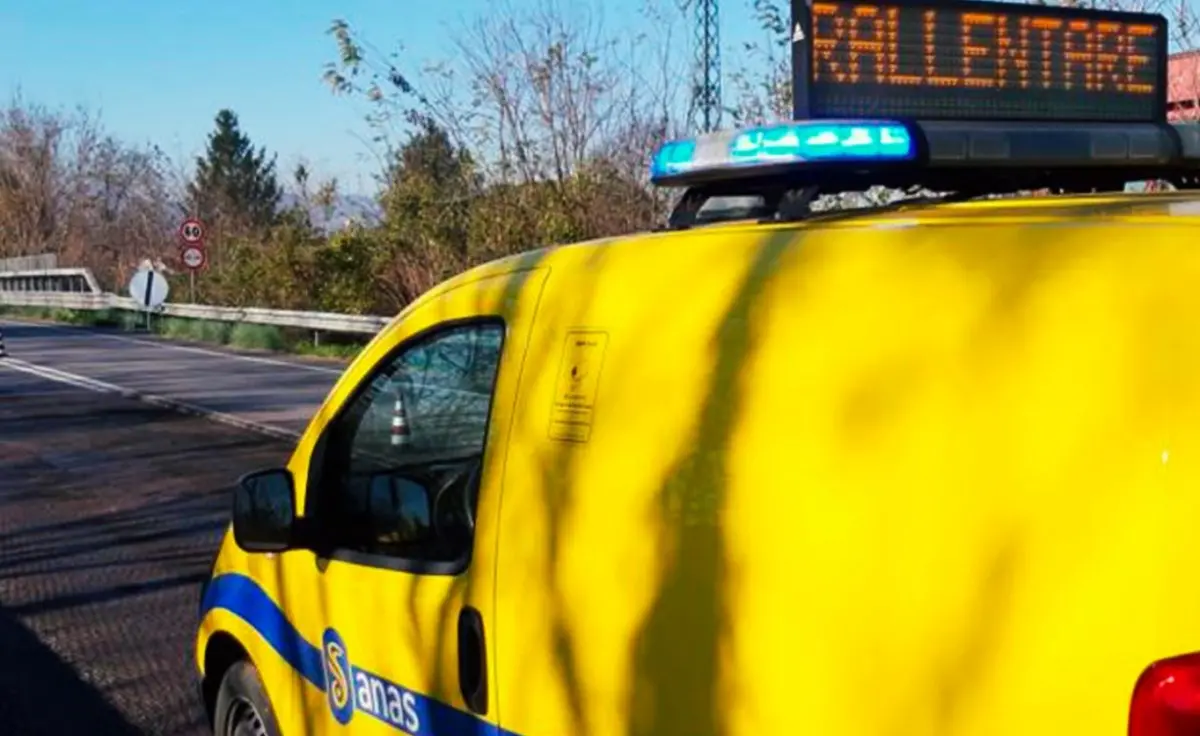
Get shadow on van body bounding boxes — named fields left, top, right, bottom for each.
left=815, top=222, right=1076, bottom=734
left=613, top=224, right=1031, bottom=736
left=406, top=249, right=556, bottom=707
left=923, top=537, right=1023, bottom=735
left=335, top=220, right=1068, bottom=735
left=446, top=224, right=1047, bottom=736
left=380, top=217, right=1185, bottom=735
left=482, top=229, right=809, bottom=736
left=620, top=230, right=794, bottom=736
left=527, top=242, right=617, bottom=734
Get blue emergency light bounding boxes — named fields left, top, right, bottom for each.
left=650, top=117, right=1200, bottom=190
left=650, top=120, right=916, bottom=183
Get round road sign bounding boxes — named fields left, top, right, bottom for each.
left=179, top=218, right=205, bottom=244
left=128, top=267, right=170, bottom=309
left=181, top=244, right=206, bottom=270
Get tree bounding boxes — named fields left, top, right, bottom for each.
left=380, top=119, right=475, bottom=248
left=370, top=119, right=478, bottom=309
left=319, top=0, right=692, bottom=301
left=322, top=0, right=692, bottom=188
left=187, top=109, right=282, bottom=233
left=0, top=95, right=174, bottom=288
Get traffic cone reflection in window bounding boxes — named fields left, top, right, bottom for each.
left=391, top=394, right=410, bottom=447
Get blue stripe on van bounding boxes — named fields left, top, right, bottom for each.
left=200, top=573, right=326, bottom=687
left=199, top=572, right=511, bottom=736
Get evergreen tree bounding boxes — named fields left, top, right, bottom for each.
left=380, top=119, right=476, bottom=253
left=187, top=109, right=282, bottom=231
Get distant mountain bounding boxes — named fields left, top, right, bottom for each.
left=278, top=192, right=382, bottom=232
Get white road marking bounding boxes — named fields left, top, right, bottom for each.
left=0, top=318, right=346, bottom=375
left=0, top=356, right=301, bottom=442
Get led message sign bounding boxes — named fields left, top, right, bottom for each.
left=798, top=0, right=1168, bottom=122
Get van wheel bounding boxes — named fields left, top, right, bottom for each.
left=213, top=660, right=282, bottom=736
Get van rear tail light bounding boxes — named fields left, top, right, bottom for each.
left=1130, top=653, right=1200, bottom=736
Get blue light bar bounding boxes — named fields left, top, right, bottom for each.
left=650, top=120, right=915, bottom=183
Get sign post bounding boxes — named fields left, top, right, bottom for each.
left=178, top=217, right=206, bottom=303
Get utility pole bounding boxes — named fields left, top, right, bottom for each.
left=694, top=0, right=722, bottom=132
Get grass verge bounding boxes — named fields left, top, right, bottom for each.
left=0, top=305, right=368, bottom=360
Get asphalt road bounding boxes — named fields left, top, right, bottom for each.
left=0, top=321, right=342, bottom=735
left=0, top=321, right=345, bottom=435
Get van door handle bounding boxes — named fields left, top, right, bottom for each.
left=457, top=605, right=488, bottom=715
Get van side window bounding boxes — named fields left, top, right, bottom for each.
left=308, top=321, right=505, bottom=572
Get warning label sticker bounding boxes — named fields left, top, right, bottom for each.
left=548, top=330, right=609, bottom=443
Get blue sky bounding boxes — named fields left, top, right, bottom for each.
left=8, top=1, right=1193, bottom=196
left=0, top=0, right=767, bottom=195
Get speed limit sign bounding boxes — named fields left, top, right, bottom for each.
left=179, top=217, right=205, bottom=244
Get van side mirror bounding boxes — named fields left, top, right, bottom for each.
left=232, top=467, right=296, bottom=553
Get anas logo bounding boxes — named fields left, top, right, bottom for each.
left=327, top=642, right=350, bottom=707
left=322, top=629, right=354, bottom=725
left=320, top=628, right=423, bottom=733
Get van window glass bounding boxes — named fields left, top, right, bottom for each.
left=311, top=321, right=504, bottom=569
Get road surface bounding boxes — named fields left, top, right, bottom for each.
left=0, top=321, right=345, bottom=435
left=0, top=320, right=344, bottom=735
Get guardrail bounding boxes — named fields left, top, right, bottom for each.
left=0, top=290, right=392, bottom=336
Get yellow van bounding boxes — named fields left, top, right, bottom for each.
left=195, top=112, right=1200, bottom=736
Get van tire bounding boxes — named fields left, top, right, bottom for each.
left=212, top=660, right=282, bottom=736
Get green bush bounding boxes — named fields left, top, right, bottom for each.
left=0, top=305, right=49, bottom=320
left=49, top=308, right=81, bottom=323
left=196, top=320, right=233, bottom=343
left=157, top=317, right=194, bottom=340
left=229, top=323, right=284, bottom=351
left=89, top=308, right=124, bottom=327
left=118, top=311, right=144, bottom=330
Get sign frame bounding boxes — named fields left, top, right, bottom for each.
left=179, top=217, right=206, bottom=244
left=791, top=0, right=1170, bottom=123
